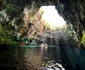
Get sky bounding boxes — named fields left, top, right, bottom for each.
left=41, top=6, right=66, bottom=30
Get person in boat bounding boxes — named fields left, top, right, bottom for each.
left=40, top=44, right=48, bottom=49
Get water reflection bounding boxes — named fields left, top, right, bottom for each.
left=40, top=44, right=48, bottom=57
left=14, top=46, right=85, bottom=70
left=15, top=48, right=27, bottom=70
left=24, top=47, right=42, bottom=70
left=15, top=47, right=48, bottom=70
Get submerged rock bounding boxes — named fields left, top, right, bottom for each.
left=42, top=60, right=65, bottom=70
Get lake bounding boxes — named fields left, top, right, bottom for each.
left=0, top=45, right=85, bottom=70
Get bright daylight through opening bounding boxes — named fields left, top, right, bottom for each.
left=40, top=6, right=66, bottom=30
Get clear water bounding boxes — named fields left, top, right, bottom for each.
left=0, top=45, right=85, bottom=70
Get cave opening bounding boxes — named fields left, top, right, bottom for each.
left=40, top=5, right=66, bottom=31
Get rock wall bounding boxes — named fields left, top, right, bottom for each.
left=59, top=0, right=85, bottom=47
left=5, top=0, right=84, bottom=47
left=18, top=6, right=45, bottom=40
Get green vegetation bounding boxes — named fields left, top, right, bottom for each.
left=81, top=34, right=85, bottom=46
left=0, top=0, right=37, bottom=46
left=0, top=24, right=17, bottom=46
left=0, top=0, right=31, bottom=46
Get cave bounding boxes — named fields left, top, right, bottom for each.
left=0, top=0, right=85, bottom=70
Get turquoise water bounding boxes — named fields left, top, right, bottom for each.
left=0, top=45, right=85, bottom=70
left=19, top=45, right=56, bottom=47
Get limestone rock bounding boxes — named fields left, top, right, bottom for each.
left=18, top=7, right=44, bottom=40
left=42, top=60, right=65, bottom=70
